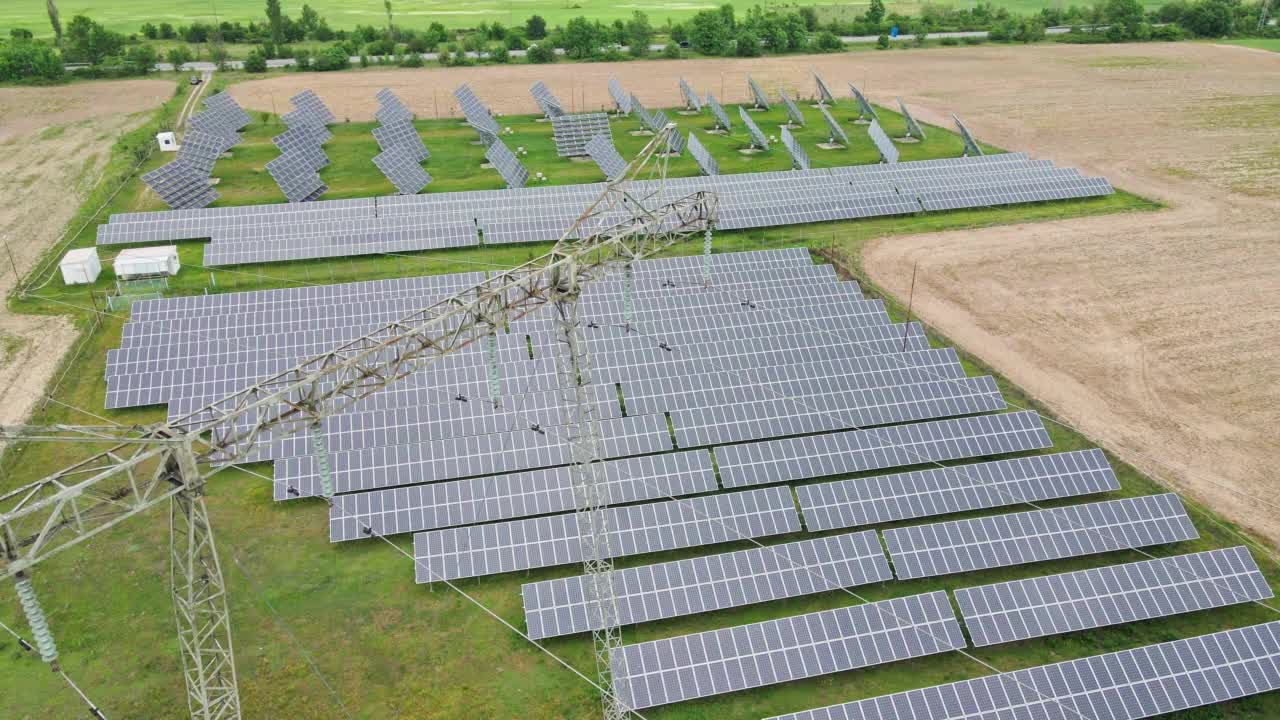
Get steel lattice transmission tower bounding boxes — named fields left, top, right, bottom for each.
left=0, top=124, right=716, bottom=720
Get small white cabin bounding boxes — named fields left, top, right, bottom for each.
left=114, top=246, right=180, bottom=279
left=156, top=132, right=178, bottom=152
left=59, top=247, right=101, bottom=285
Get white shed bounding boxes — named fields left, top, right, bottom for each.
left=59, top=247, right=102, bottom=285
left=114, top=246, right=180, bottom=279
left=156, top=131, right=178, bottom=152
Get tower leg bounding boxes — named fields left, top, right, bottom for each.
left=168, top=450, right=241, bottom=720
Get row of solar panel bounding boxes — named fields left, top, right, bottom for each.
left=141, top=92, right=251, bottom=209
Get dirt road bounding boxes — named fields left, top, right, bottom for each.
left=0, top=79, right=173, bottom=426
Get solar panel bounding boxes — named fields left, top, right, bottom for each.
left=644, top=108, right=669, bottom=134
left=372, top=145, right=432, bottom=195
left=664, top=128, right=684, bottom=155
left=686, top=133, right=718, bottom=176
left=848, top=84, right=880, bottom=122
left=898, top=97, right=927, bottom=140
left=585, top=132, right=627, bottom=180
left=739, top=107, right=769, bottom=150
left=286, top=89, right=335, bottom=126
left=814, top=72, right=836, bottom=105
left=412, top=486, right=800, bottom=581
left=608, top=77, right=632, bottom=114
left=781, top=126, right=810, bottom=170
left=484, top=139, right=529, bottom=189
left=678, top=78, right=703, bottom=111
left=530, top=80, right=564, bottom=117
left=706, top=94, right=731, bottom=131
left=454, top=83, right=500, bottom=135
left=819, top=105, right=849, bottom=147
left=765, top=620, right=1280, bottom=720
left=522, top=531, right=891, bottom=640
left=748, top=75, right=771, bottom=109
left=550, top=112, right=610, bottom=157
left=868, top=119, right=900, bottom=164
left=142, top=160, right=218, bottom=209
left=629, top=94, right=650, bottom=129
left=470, top=122, right=498, bottom=148
left=203, top=92, right=251, bottom=129
left=265, top=151, right=326, bottom=203
left=953, top=114, right=984, bottom=156
left=716, top=410, right=1052, bottom=488
left=331, top=450, right=716, bottom=541
left=374, top=88, right=414, bottom=124
left=780, top=90, right=806, bottom=127
left=611, top=591, right=965, bottom=710
left=371, top=119, right=429, bottom=161
left=957, top=546, right=1273, bottom=647
left=798, top=448, right=1120, bottom=531
left=885, top=493, right=1200, bottom=580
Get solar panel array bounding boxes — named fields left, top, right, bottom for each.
left=884, top=493, right=1200, bottom=580
left=780, top=90, right=806, bottom=127
left=272, top=124, right=331, bottom=170
left=484, top=138, right=529, bottom=189
left=371, top=89, right=431, bottom=195
left=630, top=95, right=652, bottom=130
left=679, top=78, right=703, bottom=111
left=848, top=84, right=880, bottom=122
left=550, top=112, right=610, bottom=157
left=608, top=77, right=632, bottom=114
left=584, top=132, right=627, bottom=180
left=798, top=448, right=1120, bottom=531
left=644, top=108, right=669, bottom=134
left=611, top=591, right=965, bottom=709
left=767, top=621, right=1280, bottom=720
left=100, top=153, right=1114, bottom=265
left=814, top=72, right=836, bottom=105
left=455, top=83, right=500, bottom=136
left=868, top=119, right=900, bottom=164
left=530, top=80, right=564, bottom=118
left=953, top=114, right=984, bottom=156
left=664, top=128, right=685, bottom=155
left=898, top=97, right=927, bottom=140
left=284, top=89, right=336, bottom=126
left=267, top=89, right=332, bottom=202
left=144, top=92, right=250, bottom=209
left=521, top=531, right=890, bottom=639
left=957, top=546, right=1273, bottom=647
left=266, top=147, right=328, bottom=203
left=819, top=106, right=849, bottom=147
left=748, top=76, right=771, bottom=109
left=707, top=94, right=732, bottom=130
left=781, top=127, right=810, bottom=170
left=414, top=486, right=800, bottom=581
left=740, top=107, right=769, bottom=150
left=686, top=133, right=719, bottom=176
left=142, top=160, right=218, bottom=209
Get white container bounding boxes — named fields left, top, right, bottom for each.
left=59, top=247, right=101, bottom=285
left=156, top=131, right=178, bottom=152
left=114, top=246, right=180, bottom=279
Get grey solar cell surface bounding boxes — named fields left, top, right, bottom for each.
left=646, top=108, right=670, bottom=134
left=330, top=450, right=716, bottom=541
left=521, top=531, right=891, bottom=640
left=413, top=486, right=800, bottom=581
left=716, top=410, right=1053, bottom=488
left=954, top=114, right=984, bottom=156
left=780, top=90, right=806, bottom=127
left=707, top=94, right=732, bottom=130
left=814, top=72, right=836, bottom=105
left=142, top=160, right=218, bottom=209
left=798, top=448, right=1120, bottom=531
left=781, top=126, right=810, bottom=170
left=550, top=113, right=610, bottom=157
left=484, top=139, right=528, bottom=189
left=957, top=546, right=1272, bottom=647
left=608, top=77, right=632, bottom=114
left=372, top=145, right=432, bottom=195
left=848, top=84, right=880, bottom=122
left=679, top=78, right=703, bottom=111
left=286, top=89, right=335, bottom=126
left=765, top=620, right=1280, bottom=720
left=374, top=89, right=414, bottom=124
left=748, top=76, right=771, bottom=109
left=585, top=132, right=627, bottom=179
left=611, top=591, right=965, bottom=709
left=530, top=80, right=564, bottom=117
left=868, top=119, right=900, bottom=164
left=686, top=133, right=719, bottom=176
left=740, top=106, right=769, bottom=150
left=819, top=106, right=849, bottom=147
left=898, top=97, right=927, bottom=140
left=454, top=83, right=500, bottom=135
left=265, top=151, right=326, bottom=203
left=665, top=128, right=685, bottom=155
left=371, top=119, right=428, bottom=160
left=885, top=493, right=1200, bottom=580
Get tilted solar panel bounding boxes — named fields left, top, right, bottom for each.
left=706, top=94, right=732, bottom=130
left=814, top=72, right=836, bottom=105
left=372, top=145, right=432, bottom=195
left=484, top=139, right=529, bottom=189
left=780, top=90, right=806, bottom=127
left=898, top=97, right=927, bottom=140
left=885, top=493, right=1200, bottom=580
left=766, top=621, right=1280, bottom=720
left=740, top=106, right=769, bottom=150
left=454, top=83, right=500, bottom=135
left=748, top=75, right=771, bottom=109
left=868, top=119, right=900, bottom=164
left=522, top=531, right=891, bottom=640
left=371, top=119, right=428, bottom=160
left=530, top=80, right=564, bottom=117
left=678, top=77, right=702, bottom=111
left=954, top=114, right=984, bottom=156
left=781, top=126, right=810, bottom=170
left=550, top=112, right=610, bottom=157
left=848, top=83, right=880, bottom=122
left=686, top=133, right=718, bottom=176
left=608, top=77, right=632, bottom=114
left=585, top=132, right=627, bottom=180
left=611, top=591, right=965, bottom=709
left=819, top=106, right=849, bottom=147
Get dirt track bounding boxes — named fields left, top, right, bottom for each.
left=231, top=45, right=1280, bottom=544
left=0, top=79, right=173, bottom=426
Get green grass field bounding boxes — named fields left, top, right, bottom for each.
left=12, top=76, right=1278, bottom=720
left=1214, top=37, right=1280, bottom=51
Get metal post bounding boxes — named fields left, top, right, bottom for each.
left=701, top=225, right=714, bottom=287
left=168, top=447, right=241, bottom=720
left=551, top=266, right=628, bottom=720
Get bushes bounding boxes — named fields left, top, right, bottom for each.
left=735, top=30, right=762, bottom=56
left=814, top=31, right=844, bottom=51
left=526, top=43, right=555, bottom=63
left=243, top=48, right=268, bottom=72
left=876, top=33, right=890, bottom=49
left=0, top=41, right=65, bottom=83
left=489, top=45, right=510, bottom=63
left=312, top=44, right=349, bottom=71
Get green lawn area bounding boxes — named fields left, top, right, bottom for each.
left=13, top=74, right=1275, bottom=720
left=1214, top=37, right=1280, bottom=52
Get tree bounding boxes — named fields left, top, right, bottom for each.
left=243, top=47, right=268, bottom=71
left=158, top=22, right=175, bottom=39
left=489, top=44, right=510, bottom=63
left=1181, top=0, right=1234, bottom=36
left=866, top=0, right=886, bottom=26
left=798, top=7, right=819, bottom=30
left=688, top=8, right=733, bottom=54
left=300, top=5, right=320, bottom=36
left=735, top=30, right=761, bottom=56
left=562, top=16, right=601, bottom=58
left=64, top=15, right=123, bottom=66
left=876, top=33, right=890, bottom=49
left=265, top=0, right=285, bottom=44
left=46, top=0, right=62, bottom=45
left=815, top=31, right=843, bottom=51
left=1015, top=16, right=1046, bottom=42
left=166, top=46, right=192, bottom=70
left=1102, top=0, right=1146, bottom=37
left=0, top=41, right=65, bottom=82
left=526, top=42, right=555, bottom=62
left=662, top=41, right=681, bottom=59
left=625, top=11, right=653, bottom=56
left=10, top=28, right=34, bottom=40
left=383, top=0, right=394, bottom=36
left=123, top=45, right=157, bottom=75
left=526, top=14, right=547, bottom=39
left=141, top=22, right=158, bottom=39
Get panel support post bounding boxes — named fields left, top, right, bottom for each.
left=168, top=446, right=242, bottom=720
left=550, top=261, right=629, bottom=720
